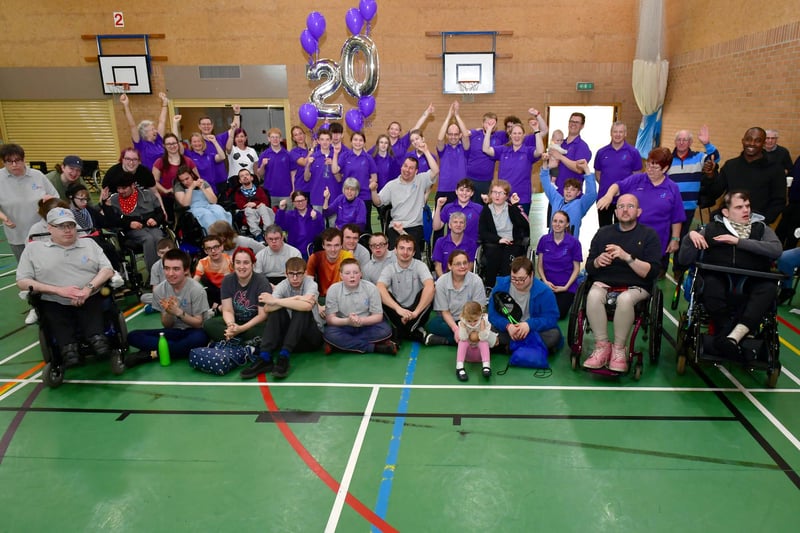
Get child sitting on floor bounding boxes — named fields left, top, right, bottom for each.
left=456, top=301, right=495, bottom=382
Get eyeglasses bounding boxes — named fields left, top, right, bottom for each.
left=50, top=222, right=77, bottom=230
left=451, top=261, right=469, bottom=268
left=510, top=274, right=530, bottom=283
left=490, top=190, right=507, bottom=196
left=646, top=162, right=663, bottom=169
left=73, top=196, right=90, bottom=202
left=286, top=271, right=305, bottom=277
left=164, top=142, right=179, bottom=147
left=615, top=203, right=637, bottom=211
left=123, top=157, right=140, bottom=162
left=204, top=244, right=222, bottom=252
left=369, top=242, right=388, bottom=248
left=4, top=159, right=23, bottom=164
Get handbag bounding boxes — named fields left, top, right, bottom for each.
left=189, top=339, right=252, bottom=376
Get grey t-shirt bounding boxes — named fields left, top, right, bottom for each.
left=152, top=278, right=210, bottom=330
left=378, top=171, right=433, bottom=227
left=378, top=258, right=433, bottom=308
left=254, top=243, right=302, bottom=278
left=0, top=167, right=59, bottom=245
left=272, top=275, right=323, bottom=330
left=325, top=280, right=383, bottom=318
left=362, top=251, right=396, bottom=284
left=17, top=237, right=113, bottom=305
left=433, top=271, right=487, bottom=319
left=509, top=284, right=531, bottom=323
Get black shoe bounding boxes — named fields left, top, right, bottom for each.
left=411, top=327, right=427, bottom=343
left=714, top=336, right=741, bottom=360
left=61, top=343, right=81, bottom=368
left=271, top=356, right=290, bottom=379
left=110, top=351, right=125, bottom=375
left=374, top=340, right=398, bottom=355
left=240, top=357, right=273, bottom=379
left=88, top=334, right=112, bottom=358
left=778, top=288, right=795, bottom=305
left=456, top=368, right=468, bottom=382
left=424, top=333, right=449, bottom=346
left=482, top=366, right=492, bottom=378
left=124, top=350, right=155, bottom=368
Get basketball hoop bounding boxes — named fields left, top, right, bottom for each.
left=457, top=80, right=479, bottom=103
left=105, top=82, right=130, bottom=96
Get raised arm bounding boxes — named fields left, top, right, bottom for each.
left=418, top=140, right=439, bottom=179
left=481, top=121, right=496, bottom=158
left=156, top=92, right=169, bottom=138
left=411, top=103, right=435, bottom=132
left=436, top=103, right=456, bottom=151
left=453, top=102, right=470, bottom=151
left=119, top=93, right=140, bottom=143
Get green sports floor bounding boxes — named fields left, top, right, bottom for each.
left=2, top=226, right=800, bottom=532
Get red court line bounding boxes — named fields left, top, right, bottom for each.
left=256, top=375, right=398, bottom=533
left=778, top=315, right=800, bottom=336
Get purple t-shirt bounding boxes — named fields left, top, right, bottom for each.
left=404, top=150, right=431, bottom=175
left=432, top=234, right=477, bottom=273
left=440, top=200, right=483, bottom=243
left=289, top=146, right=311, bottom=192
left=338, top=149, right=377, bottom=201
left=617, top=173, right=686, bottom=253
left=275, top=208, right=325, bottom=258
left=212, top=131, right=230, bottom=185
left=306, top=147, right=339, bottom=206
left=557, top=134, right=592, bottom=192
left=388, top=133, right=411, bottom=166
left=437, top=143, right=468, bottom=193
left=135, top=134, right=165, bottom=171
left=466, top=129, right=507, bottom=182
left=536, top=232, right=583, bottom=292
left=185, top=149, right=221, bottom=192
left=371, top=152, right=400, bottom=190
left=492, top=145, right=540, bottom=201
left=594, top=142, right=642, bottom=198
left=257, top=146, right=294, bottom=197
left=323, top=195, right=367, bottom=230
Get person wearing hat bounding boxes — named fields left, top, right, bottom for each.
left=105, top=171, right=166, bottom=273
left=16, top=207, right=117, bottom=368
left=46, top=155, right=86, bottom=200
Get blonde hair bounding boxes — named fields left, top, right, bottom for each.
left=461, top=301, right=483, bottom=323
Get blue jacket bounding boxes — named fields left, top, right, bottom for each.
left=488, top=276, right=560, bottom=335
left=540, top=168, right=597, bottom=239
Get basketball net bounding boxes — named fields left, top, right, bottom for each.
left=457, top=80, right=479, bottom=103
left=105, top=82, right=130, bottom=96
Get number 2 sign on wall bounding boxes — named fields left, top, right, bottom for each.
left=113, top=12, right=124, bottom=28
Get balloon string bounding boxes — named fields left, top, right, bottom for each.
left=366, top=22, right=371, bottom=37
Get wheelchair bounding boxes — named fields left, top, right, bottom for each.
left=29, top=287, right=128, bottom=388
left=380, top=203, right=433, bottom=268
left=473, top=239, right=535, bottom=292
left=675, top=262, right=783, bottom=388
left=567, top=277, right=663, bottom=380
left=103, top=223, right=176, bottom=296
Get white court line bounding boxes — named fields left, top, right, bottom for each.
left=0, top=269, right=17, bottom=278
left=779, top=366, right=800, bottom=387
left=0, top=282, right=17, bottom=291
left=0, top=342, right=40, bottom=366
left=325, top=386, right=379, bottom=533
left=717, top=365, right=800, bottom=452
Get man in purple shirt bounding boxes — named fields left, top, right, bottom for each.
left=256, top=127, right=294, bottom=207
left=198, top=106, right=240, bottom=185
left=433, top=178, right=483, bottom=244
left=594, top=122, right=643, bottom=226
left=466, top=112, right=508, bottom=199
left=548, top=112, right=593, bottom=193
left=436, top=101, right=471, bottom=203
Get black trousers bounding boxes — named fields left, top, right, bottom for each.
left=387, top=225, right=425, bottom=260
left=41, top=294, right=105, bottom=348
left=382, top=290, right=433, bottom=341
left=260, top=308, right=323, bottom=355
left=701, top=273, right=775, bottom=335
left=482, top=242, right=526, bottom=288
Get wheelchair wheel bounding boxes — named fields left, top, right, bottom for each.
left=648, top=290, right=663, bottom=364
left=42, top=362, right=64, bottom=388
left=110, top=350, right=126, bottom=376
left=570, top=353, right=579, bottom=370
left=633, top=363, right=642, bottom=381
left=766, top=364, right=781, bottom=389
left=567, top=280, right=589, bottom=347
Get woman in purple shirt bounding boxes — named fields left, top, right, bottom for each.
left=482, top=122, right=543, bottom=215
left=289, top=125, right=312, bottom=193
left=275, top=190, right=325, bottom=258
left=185, top=133, right=226, bottom=193
left=120, top=92, right=169, bottom=171
left=381, top=104, right=435, bottom=166
left=597, top=146, right=685, bottom=261
left=536, top=210, right=583, bottom=319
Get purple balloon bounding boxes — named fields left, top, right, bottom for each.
left=299, top=103, right=318, bottom=130
left=359, top=0, right=378, bottom=21
left=300, top=29, right=317, bottom=56
left=345, top=8, right=364, bottom=35
left=306, top=11, right=327, bottom=40
left=345, top=109, right=364, bottom=132
left=358, top=95, right=376, bottom=118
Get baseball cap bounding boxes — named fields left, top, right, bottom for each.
left=46, top=207, right=77, bottom=226
left=62, top=155, right=83, bottom=170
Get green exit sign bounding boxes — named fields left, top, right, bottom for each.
left=576, top=82, right=594, bottom=91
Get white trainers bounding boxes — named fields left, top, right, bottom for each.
left=608, top=345, right=629, bottom=373
left=25, top=308, right=38, bottom=325
left=110, top=272, right=125, bottom=289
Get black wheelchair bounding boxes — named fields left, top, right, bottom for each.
left=675, top=262, right=783, bottom=388
left=29, top=288, right=128, bottom=388
left=567, top=277, right=663, bottom=380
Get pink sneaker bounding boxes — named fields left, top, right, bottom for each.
left=584, top=341, right=611, bottom=369
left=608, top=345, right=628, bottom=372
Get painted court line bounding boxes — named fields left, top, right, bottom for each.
left=326, top=386, right=380, bottom=533
left=717, top=365, right=800, bottom=453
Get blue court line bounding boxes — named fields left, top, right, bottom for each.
left=372, top=342, right=419, bottom=529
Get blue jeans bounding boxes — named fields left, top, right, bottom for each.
left=777, top=247, right=800, bottom=289
left=127, top=328, right=209, bottom=358
left=323, top=322, right=392, bottom=353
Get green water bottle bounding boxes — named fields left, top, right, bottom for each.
left=158, top=331, right=171, bottom=367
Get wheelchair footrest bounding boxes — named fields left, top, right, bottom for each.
left=699, top=334, right=774, bottom=369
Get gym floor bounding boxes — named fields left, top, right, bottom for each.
left=2, top=212, right=800, bottom=532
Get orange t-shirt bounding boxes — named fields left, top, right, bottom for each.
left=194, top=254, right=234, bottom=288
left=306, top=250, right=353, bottom=296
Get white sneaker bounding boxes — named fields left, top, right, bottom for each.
left=110, top=272, right=125, bottom=289
left=25, top=308, right=38, bottom=325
